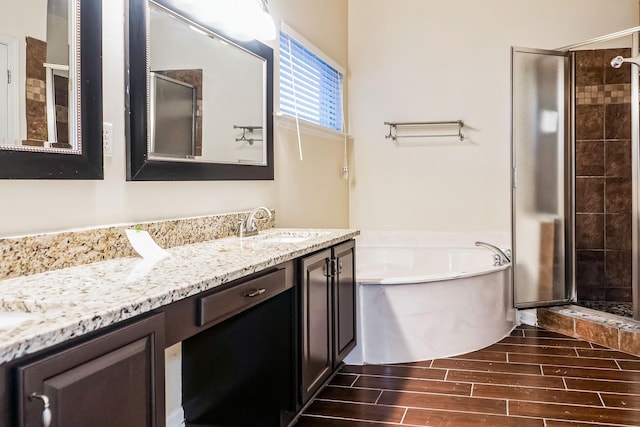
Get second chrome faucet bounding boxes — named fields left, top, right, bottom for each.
left=238, top=207, right=273, bottom=237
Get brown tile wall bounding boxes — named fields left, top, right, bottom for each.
left=24, top=37, right=48, bottom=145
left=575, top=48, right=632, bottom=303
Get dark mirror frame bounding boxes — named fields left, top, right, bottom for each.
left=0, top=0, right=103, bottom=180
left=125, top=0, right=274, bottom=181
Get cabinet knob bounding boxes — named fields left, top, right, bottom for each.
left=29, top=393, right=52, bottom=427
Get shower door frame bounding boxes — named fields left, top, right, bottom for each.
left=511, top=46, right=573, bottom=309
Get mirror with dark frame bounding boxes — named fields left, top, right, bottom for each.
left=126, top=0, right=274, bottom=181
left=0, top=0, right=102, bottom=179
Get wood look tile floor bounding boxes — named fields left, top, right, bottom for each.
left=295, top=325, right=640, bottom=426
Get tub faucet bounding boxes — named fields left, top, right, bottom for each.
left=475, top=241, right=511, bottom=266
left=239, top=206, right=272, bottom=237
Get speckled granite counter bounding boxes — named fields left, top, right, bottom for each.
left=0, top=228, right=359, bottom=364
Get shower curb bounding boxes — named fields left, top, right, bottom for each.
left=537, top=305, right=640, bottom=357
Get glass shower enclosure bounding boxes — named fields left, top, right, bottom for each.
left=511, top=28, right=640, bottom=320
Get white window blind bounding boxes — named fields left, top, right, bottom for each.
left=279, top=31, right=343, bottom=132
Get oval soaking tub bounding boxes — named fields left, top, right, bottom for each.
left=345, top=231, right=516, bottom=365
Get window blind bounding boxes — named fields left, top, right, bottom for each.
left=279, top=31, right=343, bottom=132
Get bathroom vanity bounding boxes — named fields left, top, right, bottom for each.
left=0, top=229, right=358, bottom=427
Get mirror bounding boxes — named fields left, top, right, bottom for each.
left=126, top=0, right=274, bottom=181
left=0, top=0, right=103, bottom=179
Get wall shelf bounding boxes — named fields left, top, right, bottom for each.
left=384, top=120, right=464, bottom=142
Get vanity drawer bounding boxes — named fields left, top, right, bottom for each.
left=198, top=267, right=288, bottom=327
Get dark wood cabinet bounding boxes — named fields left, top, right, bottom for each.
left=300, top=248, right=333, bottom=404
left=332, top=241, right=356, bottom=368
left=16, top=314, right=165, bottom=427
left=300, top=240, right=356, bottom=404
left=0, top=237, right=356, bottom=427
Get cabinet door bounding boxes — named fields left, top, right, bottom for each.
left=18, top=314, right=165, bottom=427
left=332, top=240, right=356, bottom=368
left=300, top=249, right=333, bottom=403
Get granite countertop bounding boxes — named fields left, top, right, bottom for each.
left=0, top=228, right=359, bottom=364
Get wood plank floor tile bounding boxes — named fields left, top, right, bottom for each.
left=486, top=343, right=579, bottom=356
left=431, top=358, right=542, bottom=375
left=618, top=359, right=640, bottom=371
left=472, top=383, right=602, bottom=405
left=509, top=400, right=640, bottom=425
left=341, top=365, right=446, bottom=381
left=501, top=336, right=592, bottom=348
left=565, top=377, right=640, bottom=394
left=522, top=329, right=580, bottom=339
left=545, top=421, right=630, bottom=427
left=298, top=325, right=640, bottom=426
left=296, top=416, right=401, bottom=426
left=542, top=365, right=640, bottom=382
left=577, top=348, right=640, bottom=360
left=402, top=407, right=544, bottom=427
left=448, top=350, right=508, bottom=362
left=303, top=400, right=406, bottom=424
left=601, top=393, right=640, bottom=410
left=316, top=386, right=382, bottom=404
left=353, top=375, right=471, bottom=396
left=330, top=374, right=358, bottom=387
left=377, top=390, right=506, bottom=415
left=508, top=352, right=620, bottom=369
left=446, top=369, right=566, bottom=388
left=390, top=360, right=432, bottom=368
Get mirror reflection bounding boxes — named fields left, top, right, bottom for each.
left=148, top=2, right=267, bottom=165
left=0, top=0, right=80, bottom=154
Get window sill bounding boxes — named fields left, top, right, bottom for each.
left=275, top=113, right=351, bottom=142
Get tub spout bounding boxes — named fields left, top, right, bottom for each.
left=475, top=241, right=511, bottom=266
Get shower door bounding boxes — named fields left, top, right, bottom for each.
left=512, top=47, right=574, bottom=307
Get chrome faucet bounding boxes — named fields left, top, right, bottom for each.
left=475, top=241, right=512, bottom=266
left=239, top=206, right=273, bottom=237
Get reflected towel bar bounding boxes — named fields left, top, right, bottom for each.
left=234, top=125, right=263, bottom=145
left=385, top=120, right=464, bottom=142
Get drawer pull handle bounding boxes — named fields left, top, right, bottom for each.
left=29, top=393, right=52, bottom=427
left=244, top=288, right=267, bottom=298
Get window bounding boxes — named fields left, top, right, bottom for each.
left=279, top=30, right=344, bottom=132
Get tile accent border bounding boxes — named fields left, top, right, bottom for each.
left=538, top=305, right=640, bottom=356
left=0, top=210, right=276, bottom=280
left=576, top=83, right=631, bottom=105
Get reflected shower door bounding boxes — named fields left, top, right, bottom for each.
left=512, top=47, right=573, bottom=307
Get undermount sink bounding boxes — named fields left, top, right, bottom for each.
left=262, top=236, right=313, bottom=243
left=244, top=230, right=332, bottom=244
left=0, top=311, right=37, bottom=330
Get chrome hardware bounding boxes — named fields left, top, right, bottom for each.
left=238, top=207, right=272, bottom=237
left=234, top=125, right=263, bottom=145
left=29, top=393, right=52, bottom=427
left=244, top=288, right=266, bottom=298
left=384, top=120, right=464, bottom=142
left=324, top=259, right=341, bottom=277
left=475, top=241, right=512, bottom=266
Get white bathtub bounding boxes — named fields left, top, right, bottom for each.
left=345, top=231, right=516, bottom=365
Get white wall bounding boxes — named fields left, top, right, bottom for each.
left=348, top=0, right=639, bottom=233
left=0, top=0, right=349, bottom=238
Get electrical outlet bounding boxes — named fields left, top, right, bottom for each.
left=103, top=122, right=113, bottom=157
